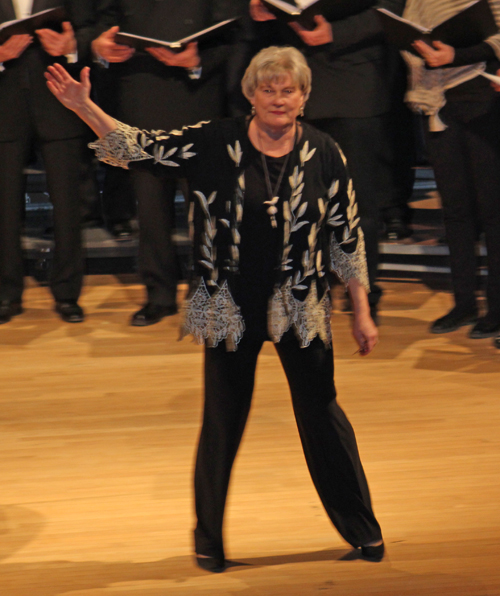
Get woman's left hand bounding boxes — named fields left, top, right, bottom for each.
left=352, top=311, right=378, bottom=356
left=146, top=42, right=200, bottom=69
left=289, top=15, right=333, bottom=46
left=413, top=40, right=455, bottom=67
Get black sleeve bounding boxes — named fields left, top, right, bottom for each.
left=328, top=8, right=383, bottom=52
left=452, top=42, right=496, bottom=67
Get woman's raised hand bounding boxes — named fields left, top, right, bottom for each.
left=45, top=63, right=91, bottom=112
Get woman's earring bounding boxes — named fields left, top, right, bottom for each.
left=251, top=106, right=256, bottom=116
left=299, top=105, right=305, bottom=117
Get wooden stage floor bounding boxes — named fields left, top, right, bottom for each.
left=1, top=275, right=500, bottom=596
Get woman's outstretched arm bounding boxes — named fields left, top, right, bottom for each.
left=45, top=63, right=116, bottom=138
left=347, top=278, right=378, bottom=356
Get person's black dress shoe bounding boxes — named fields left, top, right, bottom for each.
left=110, top=221, right=134, bottom=240
left=361, top=542, right=385, bottom=562
left=0, top=300, right=23, bottom=324
left=468, top=317, right=500, bottom=339
left=130, top=303, right=178, bottom=326
left=195, top=555, right=226, bottom=573
left=430, top=307, right=478, bottom=334
left=55, top=300, right=85, bottom=323
left=494, top=334, right=500, bottom=349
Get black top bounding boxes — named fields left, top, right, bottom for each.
left=236, top=145, right=289, bottom=340
left=91, top=117, right=369, bottom=350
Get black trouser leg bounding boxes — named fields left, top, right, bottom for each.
left=0, top=138, right=32, bottom=302
left=461, top=106, right=500, bottom=322
left=41, top=137, right=86, bottom=302
left=133, top=170, right=178, bottom=307
left=102, top=165, right=136, bottom=225
left=312, top=116, right=392, bottom=308
left=275, top=337, right=382, bottom=548
left=425, top=113, right=482, bottom=313
left=194, top=338, right=263, bottom=559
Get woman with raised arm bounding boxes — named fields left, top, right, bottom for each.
left=404, top=0, right=500, bottom=339
left=46, top=46, right=384, bottom=571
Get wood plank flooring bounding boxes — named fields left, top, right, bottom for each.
left=1, top=275, right=499, bottom=596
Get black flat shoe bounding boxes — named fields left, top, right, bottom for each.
left=494, top=335, right=500, bottom=349
left=468, top=317, right=500, bottom=339
left=195, top=555, right=226, bottom=573
left=55, top=300, right=85, bottom=323
left=361, top=542, right=385, bottom=562
left=0, top=300, right=23, bottom=324
left=430, top=307, right=478, bottom=334
left=130, top=303, right=178, bottom=327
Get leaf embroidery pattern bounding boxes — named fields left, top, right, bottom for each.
left=227, top=140, right=243, bottom=167
left=89, top=120, right=154, bottom=168
left=181, top=278, right=245, bottom=352
left=180, top=143, right=197, bottom=159
left=299, top=141, right=316, bottom=167
left=330, top=229, right=369, bottom=292
left=283, top=161, right=315, bottom=289
left=154, top=145, right=180, bottom=167
left=194, top=191, right=219, bottom=286
left=268, top=279, right=332, bottom=347
left=223, top=173, right=244, bottom=273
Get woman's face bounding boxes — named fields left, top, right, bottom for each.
left=251, top=73, right=305, bottom=132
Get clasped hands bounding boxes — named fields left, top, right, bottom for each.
left=0, top=21, right=76, bottom=62
left=249, top=0, right=333, bottom=46
left=91, top=26, right=200, bottom=69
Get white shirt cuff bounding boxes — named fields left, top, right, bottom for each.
left=0, top=63, right=4, bottom=72
left=187, top=66, right=202, bottom=80
left=66, top=51, right=78, bottom=64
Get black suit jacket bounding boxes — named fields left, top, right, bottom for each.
left=0, top=0, right=95, bottom=141
left=94, top=0, right=235, bottom=130
left=258, top=0, right=406, bottom=119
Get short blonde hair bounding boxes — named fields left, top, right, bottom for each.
left=241, top=46, right=312, bottom=101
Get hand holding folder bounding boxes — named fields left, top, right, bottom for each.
left=0, top=7, right=67, bottom=45
left=92, top=26, right=135, bottom=64
left=36, top=21, right=76, bottom=57
left=0, top=33, right=32, bottom=63
left=257, top=0, right=326, bottom=31
left=147, top=42, right=200, bottom=69
left=113, top=18, right=238, bottom=53
left=377, top=0, right=498, bottom=53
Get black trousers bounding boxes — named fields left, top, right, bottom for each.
left=311, top=115, right=393, bottom=308
left=131, top=170, right=179, bottom=308
left=425, top=101, right=500, bottom=321
left=0, top=135, right=87, bottom=303
left=194, top=335, right=382, bottom=560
